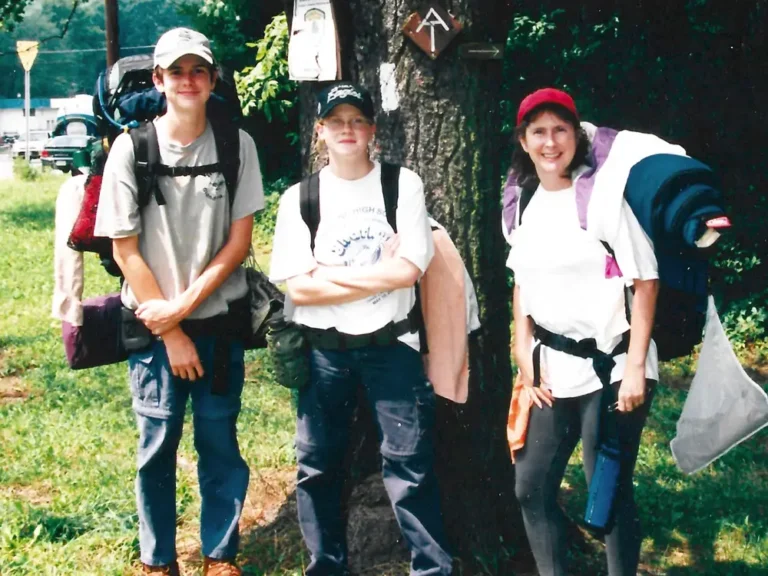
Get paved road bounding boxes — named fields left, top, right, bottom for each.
left=0, top=151, right=12, bottom=180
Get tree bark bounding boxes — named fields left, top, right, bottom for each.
left=293, top=1, right=522, bottom=571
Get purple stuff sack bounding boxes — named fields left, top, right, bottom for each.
left=62, top=293, right=128, bottom=369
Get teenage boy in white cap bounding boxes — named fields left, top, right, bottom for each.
left=95, top=27, right=264, bottom=576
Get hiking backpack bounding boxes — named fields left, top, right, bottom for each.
left=514, top=150, right=727, bottom=362
left=67, top=54, right=243, bottom=273
left=58, top=54, right=284, bottom=370
left=298, top=162, right=481, bottom=353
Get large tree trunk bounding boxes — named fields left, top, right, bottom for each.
left=290, top=1, right=522, bottom=571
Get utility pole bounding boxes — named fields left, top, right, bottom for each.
left=104, top=0, right=120, bottom=67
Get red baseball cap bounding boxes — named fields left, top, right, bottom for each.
left=517, top=88, right=578, bottom=126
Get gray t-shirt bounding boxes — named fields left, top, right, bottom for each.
left=94, top=120, right=264, bottom=319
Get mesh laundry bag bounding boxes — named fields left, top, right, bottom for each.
left=670, top=296, right=768, bottom=474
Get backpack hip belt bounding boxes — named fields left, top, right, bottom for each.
left=304, top=304, right=421, bottom=351
left=530, top=319, right=630, bottom=450
left=122, top=296, right=250, bottom=395
left=530, top=319, right=629, bottom=392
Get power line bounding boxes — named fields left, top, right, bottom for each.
left=38, top=45, right=155, bottom=54
left=0, top=45, right=155, bottom=59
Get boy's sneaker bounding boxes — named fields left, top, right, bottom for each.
left=142, top=561, right=180, bottom=575
left=203, top=557, right=242, bottom=576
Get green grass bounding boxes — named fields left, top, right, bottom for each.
left=0, top=174, right=298, bottom=574
left=1, top=174, right=766, bottom=575
left=560, top=352, right=768, bottom=575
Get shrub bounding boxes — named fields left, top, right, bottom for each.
left=13, top=157, right=39, bottom=181
left=252, top=177, right=291, bottom=248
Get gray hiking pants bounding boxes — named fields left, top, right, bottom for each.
left=514, top=380, right=657, bottom=576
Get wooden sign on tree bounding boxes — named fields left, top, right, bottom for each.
left=401, top=4, right=462, bottom=60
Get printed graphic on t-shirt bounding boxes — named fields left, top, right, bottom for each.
left=316, top=205, right=393, bottom=304
left=202, top=173, right=226, bottom=201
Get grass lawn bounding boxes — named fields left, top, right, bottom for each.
left=0, top=174, right=300, bottom=575
left=0, top=173, right=766, bottom=575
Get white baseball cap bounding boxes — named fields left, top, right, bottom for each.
left=154, top=28, right=215, bottom=69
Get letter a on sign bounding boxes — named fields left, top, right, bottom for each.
left=17, top=41, right=39, bottom=71
left=402, top=4, right=462, bottom=60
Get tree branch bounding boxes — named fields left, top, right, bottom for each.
left=0, top=0, right=80, bottom=57
left=42, top=0, right=80, bottom=43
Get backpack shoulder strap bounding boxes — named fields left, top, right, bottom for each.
left=600, top=240, right=615, bottom=259
left=300, top=171, right=321, bottom=251
left=211, top=121, right=240, bottom=208
left=518, top=182, right=536, bottom=225
left=380, top=162, right=400, bottom=232
left=130, top=122, right=165, bottom=208
left=381, top=163, right=428, bottom=352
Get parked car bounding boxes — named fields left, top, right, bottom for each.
left=12, top=131, right=50, bottom=159
left=51, top=113, right=99, bottom=138
left=41, top=134, right=96, bottom=173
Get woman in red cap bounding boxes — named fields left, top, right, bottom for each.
left=504, top=88, right=659, bottom=576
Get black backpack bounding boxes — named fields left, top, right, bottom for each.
left=129, top=120, right=240, bottom=212
left=299, top=163, right=428, bottom=351
left=93, top=54, right=242, bottom=141
left=86, top=54, right=243, bottom=275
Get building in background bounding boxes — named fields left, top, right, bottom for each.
left=0, top=95, right=93, bottom=139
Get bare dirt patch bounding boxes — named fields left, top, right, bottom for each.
left=241, top=467, right=297, bottom=528
left=0, top=375, right=29, bottom=404
left=174, top=467, right=299, bottom=575
left=0, top=482, right=55, bottom=506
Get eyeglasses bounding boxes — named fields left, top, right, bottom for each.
left=321, top=117, right=372, bottom=131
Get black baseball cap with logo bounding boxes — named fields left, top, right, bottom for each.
left=317, top=82, right=375, bottom=121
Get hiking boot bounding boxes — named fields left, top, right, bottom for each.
left=141, top=561, right=180, bottom=576
left=203, top=557, right=242, bottom=576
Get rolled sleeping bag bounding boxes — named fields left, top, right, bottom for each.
left=117, top=88, right=240, bottom=126
left=625, top=154, right=728, bottom=252
left=662, top=183, right=725, bottom=249
left=117, top=87, right=166, bottom=123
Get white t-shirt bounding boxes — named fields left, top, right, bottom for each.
left=269, top=162, right=434, bottom=351
left=506, top=184, right=659, bottom=398
left=95, top=120, right=265, bottom=319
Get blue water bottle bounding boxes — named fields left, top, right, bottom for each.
left=584, top=437, right=621, bottom=531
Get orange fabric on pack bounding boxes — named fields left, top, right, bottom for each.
left=507, top=375, right=534, bottom=463
left=420, top=227, right=469, bottom=404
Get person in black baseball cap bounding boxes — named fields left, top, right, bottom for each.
left=268, top=82, right=453, bottom=575
left=316, top=82, right=375, bottom=121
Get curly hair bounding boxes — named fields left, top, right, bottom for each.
left=509, top=103, right=591, bottom=191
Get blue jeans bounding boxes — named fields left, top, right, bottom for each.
left=129, top=336, right=250, bottom=566
left=295, top=343, right=452, bottom=576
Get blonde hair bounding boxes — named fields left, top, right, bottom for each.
left=311, top=120, right=329, bottom=170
